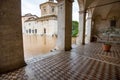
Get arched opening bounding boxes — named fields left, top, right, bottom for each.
left=71, top=0, right=79, bottom=48
left=92, top=0, right=120, bottom=43
left=76, top=0, right=96, bottom=44
left=21, top=0, right=57, bottom=60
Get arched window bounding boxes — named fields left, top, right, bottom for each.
left=32, top=30, right=34, bottom=33
left=29, top=29, right=31, bottom=33
left=26, top=30, right=28, bottom=33
left=44, top=28, right=46, bottom=34
left=51, top=6, right=55, bottom=12
left=29, top=23, right=31, bottom=25
left=35, top=29, right=37, bottom=33
left=43, top=6, right=47, bottom=14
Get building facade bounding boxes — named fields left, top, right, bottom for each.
left=22, top=0, right=57, bottom=36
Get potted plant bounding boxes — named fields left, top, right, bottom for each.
left=102, top=42, right=111, bottom=52
left=102, top=27, right=115, bottom=52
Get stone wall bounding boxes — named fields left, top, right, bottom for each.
left=91, top=2, right=120, bottom=43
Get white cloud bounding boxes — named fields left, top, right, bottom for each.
left=21, top=0, right=47, bottom=17
left=21, top=0, right=79, bottom=21
left=73, top=0, right=79, bottom=21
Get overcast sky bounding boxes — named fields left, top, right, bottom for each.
left=21, top=0, right=79, bottom=21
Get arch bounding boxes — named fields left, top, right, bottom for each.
left=77, top=0, right=84, bottom=10
left=91, top=0, right=120, bottom=42
left=76, top=0, right=95, bottom=44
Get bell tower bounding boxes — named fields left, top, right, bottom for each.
left=40, top=0, right=57, bottom=17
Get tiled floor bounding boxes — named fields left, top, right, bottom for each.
left=0, top=43, right=120, bottom=80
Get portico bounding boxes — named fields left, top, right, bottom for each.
left=0, top=0, right=120, bottom=79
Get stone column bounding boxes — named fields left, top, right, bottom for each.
left=56, top=0, right=73, bottom=51
left=0, top=0, right=26, bottom=73
left=85, top=16, right=92, bottom=43
left=76, top=10, right=86, bottom=45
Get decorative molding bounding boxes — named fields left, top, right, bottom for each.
left=79, top=10, right=87, bottom=14
left=57, top=0, right=74, bottom=3
left=56, top=0, right=63, bottom=3
left=87, top=17, right=92, bottom=20
left=57, top=1, right=64, bottom=6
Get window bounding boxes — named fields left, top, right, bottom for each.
left=44, top=9, right=46, bottom=12
left=32, top=30, right=34, bottom=33
left=29, top=29, right=31, bottom=33
left=44, top=28, right=46, bottom=34
left=26, top=30, right=28, bottom=33
left=43, top=6, right=46, bottom=13
left=110, top=20, right=116, bottom=27
left=51, top=6, right=55, bottom=12
left=35, top=29, right=37, bottom=34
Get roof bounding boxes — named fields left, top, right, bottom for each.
left=25, top=17, right=38, bottom=22
left=40, top=1, right=57, bottom=9
left=37, top=15, right=57, bottom=21
left=22, top=13, right=38, bottom=18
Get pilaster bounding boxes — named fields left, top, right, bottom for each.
left=86, top=16, right=92, bottom=43
left=76, top=10, right=86, bottom=45
left=56, top=0, right=73, bottom=51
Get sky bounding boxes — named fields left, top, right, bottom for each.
left=21, top=0, right=79, bottom=21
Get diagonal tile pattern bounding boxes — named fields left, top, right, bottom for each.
left=0, top=43, right=120, bottom=80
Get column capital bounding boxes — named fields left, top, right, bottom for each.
left=87, top=17, right=92, bottom=20
left=79, top=10, right=87, bottom=14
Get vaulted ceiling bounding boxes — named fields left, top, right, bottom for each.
left=93, top=0, right=120, bottom=19
left=77, top=0, right=120, bottom=19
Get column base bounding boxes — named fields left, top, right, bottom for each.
left=0, top=61, right=26, bottom=74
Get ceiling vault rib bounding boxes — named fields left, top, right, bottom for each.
left=87, top=0, right=120, bottom=9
